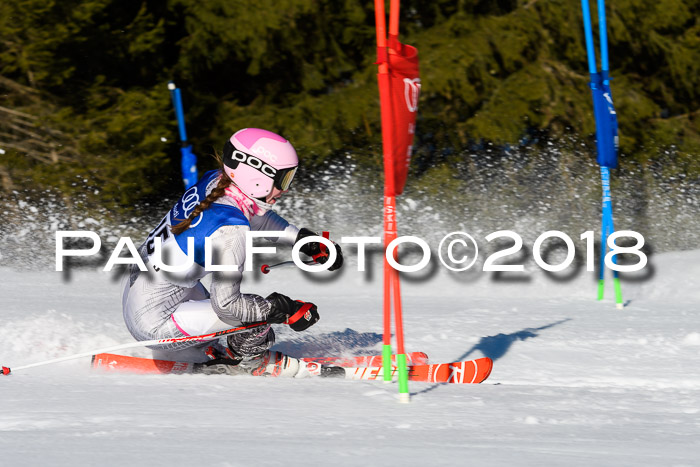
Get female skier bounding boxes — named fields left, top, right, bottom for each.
left=121, top=128, right=343, bottom=377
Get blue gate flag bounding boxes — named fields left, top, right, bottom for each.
left=581, top=0, right=619, bottom=169
left=590, top=71, right=618, bottom=168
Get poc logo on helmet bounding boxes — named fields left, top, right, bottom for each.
left=253, top=145, right=278, bottom=162
left=232, top=150, right=277, bottom=178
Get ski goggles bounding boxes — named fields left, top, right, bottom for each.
left=223, top=141, right=298, bottom=191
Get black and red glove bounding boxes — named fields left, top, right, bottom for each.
left=266, top=292, right=320, bottom=332
left=296, top=228, right=344, bottom=271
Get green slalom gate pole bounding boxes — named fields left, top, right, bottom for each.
left=383, top=344, right=393, bottom=382
left=391, top=258, right=410, bottom=402
left=614, top=277, right=623, bottom=309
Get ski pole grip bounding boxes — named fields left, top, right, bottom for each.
left=321, top=231, right=330, bottom=255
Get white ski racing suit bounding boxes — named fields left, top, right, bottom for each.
left=121, top=170, right=299, bottom=355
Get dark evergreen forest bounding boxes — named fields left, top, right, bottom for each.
left=1, top=0, right=699, bottom=207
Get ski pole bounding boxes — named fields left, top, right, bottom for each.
left=1, top=321, right=268, bottom=376
left=260, top=260, right=315, bottom=274
left=260, top=232, right=332, bottom=274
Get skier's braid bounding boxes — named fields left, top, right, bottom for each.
left=170, top=173, right=232, bottom=235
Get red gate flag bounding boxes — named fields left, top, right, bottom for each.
left=378, top=38, right=420, bottom=196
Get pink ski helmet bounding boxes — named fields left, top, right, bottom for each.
left=222, top=128, right=299, bottom=199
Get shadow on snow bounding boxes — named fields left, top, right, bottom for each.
left=455, top=318, right=571, bottom=363
left=412, top=318, right=571, bottom=397
left=272, top=328, right=383, bottom=358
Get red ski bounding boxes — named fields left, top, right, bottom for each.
left=301, top=352, right=428, bottom=367
left=341, top=357, right=493, bottom=384
left=92, top=353, right=197, bottom=374
left=92, top=352, right=491, bottom=384
left=91, top=351, right=429, bottom=375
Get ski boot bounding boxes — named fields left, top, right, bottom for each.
left=198, top=346, right=344, bottom=378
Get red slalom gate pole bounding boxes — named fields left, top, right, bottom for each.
left=389, top=0, right=400, bottom=39
left=376, top=0, right=393, bottom=386
left=383, top=196, right=396, bottom=386
left=385, top=195, right=409, bottom=401
left=375, top=0, right=411, bottom=402
left=387, top=0, right=410, bottom=403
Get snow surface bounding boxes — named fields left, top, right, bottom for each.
left=1, top=248, right=699, bottom=467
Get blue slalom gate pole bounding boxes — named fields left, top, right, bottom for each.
left=599, top=166, right=621, bottom=307
left=580, top=0, right=623, bottom=309
left=597, top=0, right=609, bottom=77
left=168, top=82, right=198, bottom=189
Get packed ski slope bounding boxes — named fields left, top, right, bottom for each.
left=1, top=248, right=699, bottom=466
